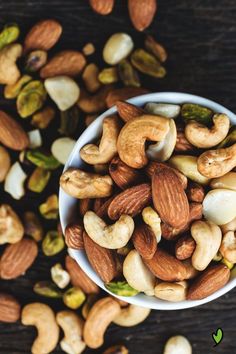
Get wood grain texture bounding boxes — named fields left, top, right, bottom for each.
left=0, top=0, right=236, bottom=353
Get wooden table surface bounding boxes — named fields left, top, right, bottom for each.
left=0, top=1, right=236, bottom=353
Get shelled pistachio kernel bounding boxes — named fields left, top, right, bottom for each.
left=23, top=211, right=43, bottom=242
left=25, top=50, right=47, bottom=72
left=181, top=103, right=213, bottom=125
left=17, top=80, right=47, bottom=118
left=118, top=59, right=140, bottom=87
left=63, top=287, right=86, bottom=309
left=131, top=48, right=166, bottom=78
left=28, top=167, right=51, bottom=193
left=34, top=281, right=62, bottom=298
left=42, top=230, right=65, bottom=256
left=98, top=67, right=119, bottom=84
left=31, top=106, right=55, bottom=129
left=0, top=23, right=20, bottom=50
left=105, top=281, right=139, bottom=296
left=4, top=75, right=32, bottom=99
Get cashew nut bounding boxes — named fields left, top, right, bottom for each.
left=182, top=259, right=199, bottom=279
left=83, top=211, right=134, bottom=249
left=203, top=189, right=236, bottom=225
left=220, top=231, right=236, bottom=263
left=4, top=162, right=27, bottom=200
left=60, top=168, right=113, bottom=199
left=0, top=204, right=24, bottom=245
left=164, top=335, right=192, bottom=354
left=123, top=249, right=156, bottom=295
left=117, top=114, right=170, bottom=168
left=83, top=297, right=121, bottom=349
left=197, top=143, right=236, bottom=178
left=142, top=206, right=162, bottom=243
left=185, top=113, right=230, bottom=148
left=147, top=119, right=177, bottom=162
left=0, top=44, right=22, bottom=85
left=80, top=115, right=121, bottom=164
left=56, top=311, right=86, bottom=354
left=221, top=216, right=236, bottom=234
left=145, top=102, right=181, bottom=119
left=21, top=303, right=60, bottom=354
left=154, top=281, right=187, bottom=302
left=113, top=304, right=150, bottom=327
left=191, top=220, right=222, bottom=271
left=210, top=171, right=236, bottom=191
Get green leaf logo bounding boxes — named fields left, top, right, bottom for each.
left=212, top=328, right=223, bottom=346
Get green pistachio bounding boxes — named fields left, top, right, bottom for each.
left=28, top=167, right=51, bottom=193
left=217, top=126, right=236, bottom=148
left=17, top=80, right=47, bottom=118
left=23, top=211, right=43, bottom=242
left=42, top=230, right=65, bottom=256
left=105, top=281, right=139, bottom=297
left=31, top=106, right=55, bottom=129
left=26, top=150, right=61, bottom=170
left=34, top=281, right=62, bottom=298
left=39, top=195, right=59, bottom=220
left=4, top=75, right=32, bottom=99
left=98, top=67, right=119, bottom=84
left=221, top=258, right=234, bottom=269
left=213, top=251, right=223, bottom=262
left=118, top=59, right=140, bottom=87
left=59, top=106, right=80, bottom=136
left=103, top=345, right=129, bottom=354
left=25, top=50, right=47, bottom=72
left=181, top=103, right=213, bottom=125
left=0, top=23, right=20, bottom=50
left=131, top=49, right=166, bottom=78
left=63, top=287, right=86, bottom=309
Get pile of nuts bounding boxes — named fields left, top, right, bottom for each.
left=61, top=100, right=236, bottom=303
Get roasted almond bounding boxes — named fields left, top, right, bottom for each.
left=109, top=156, right=141, bottom=189
left=0, top=238, right=38, bottom=279
left=108, top=183, right=152, bottom=220
left=40, top=50, right=86, bottom=78
left=175, top=235, right=196, bottom=260
left=0, top=293, right=21, bottom=323
left=128, top=0, right=157, bottom=31
left=152, top=167, right=189, bottom=229
left=78, top=86, right=113, bottom=114
left=65, top=222, right=84, bottom=250
left=83, top=231, right=118, bottom=283
left=187, top=264, right=230, bottom=300
left=175, top=126, right=194, bottom=152
left=65, top=255, right=99, bottom=294
left=144, top=248, right=187, bottom=281
left=116, top=101, right=144, bottom=122
left=79, top=198, right=93, bottom=216
left=89, top=0, right=114, bottom=15
left=95, top=196, right=115, bottom=218
left=186, top=182, right=205, bottom=203
left=106, top=87, right=149, bottom=108
left=24, top=19, right=62, bottom=52
left=0, top=111, right=29, bottom=151
left=132, top=224, right=157, bottom=260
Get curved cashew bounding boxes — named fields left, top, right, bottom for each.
left=210, top=171, right=236, bottom=191
left=164, top=335, right=192, bottom=354
left=123, top=249, right=156, bottom=295
left=80, top=115, right=121, bottom=164
left=197, top=143, right=236, bottom=178
left=185, top=113, right=230, bottom=148
left=83, top=297, right=121, bottom=349
left=220, top=231, right=236, bottom=263
left=0, top=204, right=24, bottom=245
left=117, top=114, right=170, bottom=168
left=154, top=281, right=187, bottom=302
left=113, top=304, right=150, bottom=327
left=191, top=220, right=222, bottom=271
left=142, top=206, right=162, bottom=243
left=147, top=119, right=177, bottom=162
left=84, top=211, right=134, bottom=249
left=21, top=303, right=59, bottom=354
left=221, top=216, right=236, bottom=234
left=56, top=311, right=86, bottom=354
left=0, top=44, right=22, bottom=85
left=60, top=168, right=113, bottom=198
left=203, top=189, right=236, bottom=225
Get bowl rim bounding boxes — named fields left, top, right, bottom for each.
left=59, top=91, right=236, bottom=310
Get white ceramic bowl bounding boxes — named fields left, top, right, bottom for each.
left=59, top=92, right=236, bottom=310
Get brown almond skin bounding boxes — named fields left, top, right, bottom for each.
left=128, top=0, right=157, bottom=31
left=152, top=167, right=189, bottom=229
left=132, top=224, right=157, bottom=260
left=65, top=223, right=84, bottom=250
left=108, top=183, right=152, bottom=220
left=116, top=101, right=144, bottom=122
left=0, top=238, right=38, bottom=279
left=187, top=264, right=230, bottom=300
left=175, top=235, right=196, bottom=260
left=175, top=127, right=194, bottom=152
left=186, top=182, right=205, bottom=203
left=109, top=156, right=141, bottom=189
left=106, top=87, right=149, bottom=108
left=24, top=19, right=62, bottom=52
left=95, top=196, right=115, bottom=218
left=144, top=248, right=187, bottom=282
left=0, top=111, right=29, bottom=151
left=0, top=293, right=21, bottom=323
left=83, top=232, right=118, bottom=283
left=79, top=198, right=93, bottom=217
left=65, top=255, right=99, bottom=294
left=89, top=0, right=114, bottom=15
left=78, top=86, right=113, bottom=114
left=40, top=50, right=86, bottom=78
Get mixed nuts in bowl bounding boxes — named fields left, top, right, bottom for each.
left=59, top=92, right=236, bottom=310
